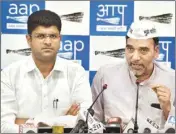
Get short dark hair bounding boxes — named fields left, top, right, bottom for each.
left=125, top=36, right=159, bottom=46
left=27, top=10, right=62, bottom=34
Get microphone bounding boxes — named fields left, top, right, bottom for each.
left=151, top=104, right=175, bottom=133
left=87, top=84, right=107, bottom=116
left=88, top=121, right=104, bottom=133
left=133, top=82, right=139, bottom=133
left=151, top=103, right=161, bottom=110
left=26, top=130, right=36, bottom=133
left=70, top=109, right=104, bottom=133
left=146, top=117, right=160, bottom=129
left=151, top=103, right=175, bottom=133
left=165, top=128, right=175, bottom=133
left=123, top=118, right=135, bottom=133
left=19, top=124, right=38, bottom=133
left=141, top=117, right=159, bottom=133
left=69, top=120, right=85, bottom=133
left=161, top=115, right=175, bottom=133
left=104, top=117, right=122, bottom=133
left=70, top=84, right=107, bottom=133
left=143, top=127, right=151, bottom=133
left=123, top=117, right=159, bottom=133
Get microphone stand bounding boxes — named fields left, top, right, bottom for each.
left=84, top=84, right=107, bottom=133
left=133, top=82, right=139, bottom=133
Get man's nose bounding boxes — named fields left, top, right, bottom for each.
left=43, top=36, right=52, bottom=46
left=132, top=51, right=140, bottom=61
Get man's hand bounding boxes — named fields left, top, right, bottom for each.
left=65, top=103, right=80, bottom=116
left=151, top=84, right=171, bottom=120
left=16, top=118, right=38, bottom=129
left=15, top=118, right=29, bottom=125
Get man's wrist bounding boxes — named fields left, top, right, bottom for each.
left=162, top=103, right=171, bottom=120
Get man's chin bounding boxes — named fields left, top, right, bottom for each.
left=131, top=70, right=144, bottom=77
left=135, top=74, right=142, bottom=78
left=40, top=55, right=56, bottom=61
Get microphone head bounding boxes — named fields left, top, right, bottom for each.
left=143, top=127, right=151, bottom=133
left=124, top=117, right=159, bottom=133
left=103, top=84, right=107, bottom=90
left=88, top=108, right=94, bottom=116
left=123, top=118, right=135, bottom=133
left=127, top=128, right=134, bottom=133
left=76, top=109, right=97, bottom=128
left=26, top=130, right=36, bottom=133
left=165, top=128, right=175, bottom=133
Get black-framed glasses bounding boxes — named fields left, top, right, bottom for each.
left=30, top=33, right=61, bottom=40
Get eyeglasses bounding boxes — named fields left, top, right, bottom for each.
left=30, top=33, right=61, bottom=40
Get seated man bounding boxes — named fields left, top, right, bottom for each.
left=1, top=10, right=92, bottom=133
left=91, top=21, right=175, bottom=132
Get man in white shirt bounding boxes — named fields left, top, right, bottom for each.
left=1, top=10, right=92, bottom=133
left=91, top=21, right=175, bottom=133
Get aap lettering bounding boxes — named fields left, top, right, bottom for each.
left=9, top=3, right=40, bottom=15
left=159, top=41, right=172, bottom=63
left=60, top=39, right=85, bottom=60
left=97, top=4, right=127, bottom=18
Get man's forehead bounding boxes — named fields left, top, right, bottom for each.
left=126, top=38, right=155, bottom=47
left=32, top=26, right=59, bottom=33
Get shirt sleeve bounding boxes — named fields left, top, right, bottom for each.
left=91, top=68, right=105, bottom=122
left=69, top=65, right=92, bottom=110
left=1, top=70, right=19, bottom=133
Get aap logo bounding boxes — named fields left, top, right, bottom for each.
left=90, top=1, right=134, bottom=36
left=2, top=1, right=45, bottom=34
left=59, top=35, right=90, bottom=71
left=157, top=37, right=175, bottom=69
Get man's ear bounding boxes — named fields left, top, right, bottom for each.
left=26, top=34, right=32, bottom=47
left=154, top=45, right=160, bottom=59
